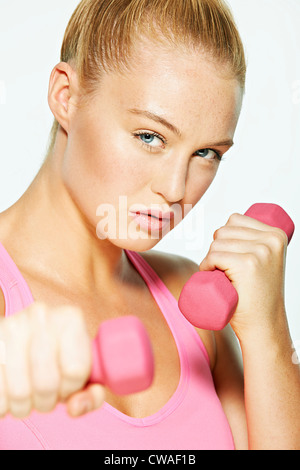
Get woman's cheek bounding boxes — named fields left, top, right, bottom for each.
left=184, top=162, right=219, bottom=207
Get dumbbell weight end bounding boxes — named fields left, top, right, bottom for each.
left=178, top=204, right=295, bottom=331
left=89, top=316, right=155, bottom=395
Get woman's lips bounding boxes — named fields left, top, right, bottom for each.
left=136, top=209, right=175, bottom=221
left=129, top=210, right=173, bottom=233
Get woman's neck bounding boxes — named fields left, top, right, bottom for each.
left=0, top=133, right=131, bottom=295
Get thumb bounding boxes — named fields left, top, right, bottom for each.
left=66, top=384, right=105, bottom=418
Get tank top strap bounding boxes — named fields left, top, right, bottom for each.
left=125, top=249, right=179, bottom=313
left=124, top=249, right=210, bottom=365
left=0, top=243, right=209, bottom=367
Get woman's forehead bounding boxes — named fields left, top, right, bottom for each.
left=81, top=58, right=241, bottom=150
left=98, top=44, right=243, bottom=125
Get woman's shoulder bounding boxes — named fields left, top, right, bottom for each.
left=140, top=249, right=199, bottom=302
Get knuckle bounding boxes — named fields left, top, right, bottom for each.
left=213, top=226, right=226, bottom=240
left=269, top=230, right=288, bottom=250
left=62, top=361, right=88, bottom=383
left=53, top=305, right=85, bottom=333
left=227, top=213, right=241, bottom=225
left=29, top=302, right=49, bottom=325
left=28, top=301, right=48, bottom=314
left=213, top=227, right=221, bottom=239
left=206, top=245, right=216, bottom=262
left=256, top=243, right=272, bottom=260
left=245, top=252, right=259, bottom=270
left=63, top=305, right=84, bottom=323
left=208, top=240, right=216, bottom=253
left=4, top=313, right=28, bottom=341
left=209, top=239, right=222, bottom=253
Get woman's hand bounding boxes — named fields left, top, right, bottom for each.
left=0, top=302, right=105, bottom=419
left=199, top=213, right=289, bottom=340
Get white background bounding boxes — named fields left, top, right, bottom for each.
left=0, top=0, right=299, bottom=347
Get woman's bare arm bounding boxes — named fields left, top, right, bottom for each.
left=238, top=314, right=300, bottom=450
left=212, top=325, right=248, bottom=450
left=199, top=212, right=300, bottom=450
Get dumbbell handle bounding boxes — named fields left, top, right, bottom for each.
left=178, top=203, right=295, bottom=331
left=89, top=316, right=154, bottom=395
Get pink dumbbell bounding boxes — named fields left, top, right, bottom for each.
left=89, top=316, right=154, bottom=395
left=178, top=203, right=295, bottom=331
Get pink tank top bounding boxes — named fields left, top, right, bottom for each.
left=0, top=242, right=235, bottom=450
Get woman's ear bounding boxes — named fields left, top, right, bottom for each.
left=48, top=62, right=80, bottom=134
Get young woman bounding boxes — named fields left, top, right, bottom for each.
left=0, top=0, right=299, bottom=450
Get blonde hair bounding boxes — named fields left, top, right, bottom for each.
left=46, top=0, right=246, bottom=156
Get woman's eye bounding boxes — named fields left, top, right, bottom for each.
left=134, top=132, right=165, bottom=149
left=194, top=149, right=222, bottom=161
left=141, top=134, right=156, bottom=145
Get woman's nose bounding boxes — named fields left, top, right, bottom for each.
left=150, top=156, right=188, bottom=204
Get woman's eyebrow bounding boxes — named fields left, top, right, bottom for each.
left=127, top=108, right=234, bottom=148
left=128, top=108, right=182, bottom=136
left=206, top=139, right=234, bottom=148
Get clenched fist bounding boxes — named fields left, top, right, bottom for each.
left=199, top=212, right=288, bottom=339
left=0, top=302, right=105, bottom=419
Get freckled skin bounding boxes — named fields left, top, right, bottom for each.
left=61, top=42, right=242, bottom=251
left=0, top=38, right=243, bottom=423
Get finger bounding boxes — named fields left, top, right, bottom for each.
left=4, top=313, right=32, bottom=418
left=209, top=238, right=271, bottom=257
left=66, top=384, right=105, bottom=418
left=214, top=225, right=272, bottom=242
left=29, top=304, right=60, bottom=413
left=53, top=306, right=91, bottom=400
left=199, top=250, right=251, bottom=275
left=226, top=213, right=288, bottom=241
